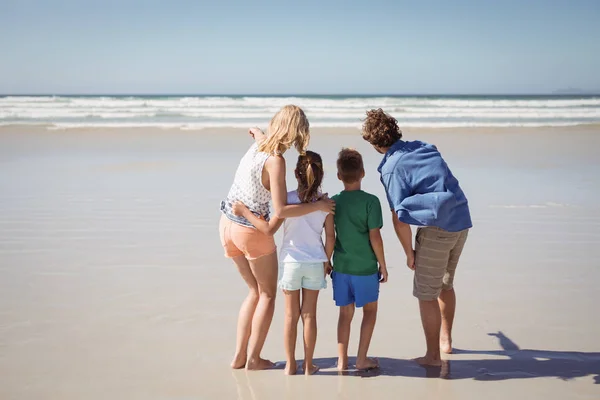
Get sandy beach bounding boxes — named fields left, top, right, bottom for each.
left=0, top=125, right=599, bottom=399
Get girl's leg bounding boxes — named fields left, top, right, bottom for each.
left=246, top=252, right=278, bottom=370
left=301, top=288, right=320, bottom=375
left=231, top=255, right=259, bottom=369
left=283, top=289, right=301, bottom=375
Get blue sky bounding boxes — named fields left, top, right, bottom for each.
left=1, top=0, right=599, bottom=94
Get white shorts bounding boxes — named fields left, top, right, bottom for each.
left=278, top=262, right=327, bottom=291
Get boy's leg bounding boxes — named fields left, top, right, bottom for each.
left=439, top=229, right=468, bottom=354
left=283, top=289, right=301, bottom=375
left=300, top=288, right=320, bottom=375
left=356, top=300, right=378, bottom=370
left=337, top=304, right=354, bottom=371
left=353, top=273, right=380, bottom=370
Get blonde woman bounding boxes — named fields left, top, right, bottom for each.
left=219, top=105, right=335, bottom=370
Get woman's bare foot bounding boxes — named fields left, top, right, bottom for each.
left=355, top=357, right=379, bottom=371
left=284, top=360, right=297, bottom=375
left=231, top=353, right=246, bottom=369
left=304, top=364, right=320, bottom=376
left=440, top=336, right=453, bottom=354
left=336, top=358, right=348, bottom=371
left=414, top=356, right=442, bottom=367
left=246, top=357, right=275, bottom=371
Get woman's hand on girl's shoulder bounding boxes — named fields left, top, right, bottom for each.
left=317, top=194, right=335, bottom=214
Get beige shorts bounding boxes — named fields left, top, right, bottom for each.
left=413, top=227, right=469, bottom=301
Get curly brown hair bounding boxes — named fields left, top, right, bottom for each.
left=337, top=148, right=364, bottom=184
left=361, top=108, right=402, bottom=148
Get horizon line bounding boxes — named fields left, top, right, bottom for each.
left=1, top=93, right=600, bottom=97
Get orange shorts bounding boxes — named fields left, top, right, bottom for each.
left=219, top=214, right=276, bottom=260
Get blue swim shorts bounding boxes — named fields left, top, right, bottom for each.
left=331, top=271, right=379, bottom=308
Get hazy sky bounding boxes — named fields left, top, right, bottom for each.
left=1, top=0, right=599, bottom=94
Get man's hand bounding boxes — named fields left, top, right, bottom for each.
left=406, top=250, right=415, bottom=270
left=379, top=265, right=388, bottom=283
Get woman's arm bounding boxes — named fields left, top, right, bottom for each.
left=323, top=214, right=335, bottom=275
left=249, top=127, right=267, bottom=143
left=231, top=201, right=283, bottom=236
left=265, top=156, right=335, bottom=219
left=391, top=210, right=415, bottom=270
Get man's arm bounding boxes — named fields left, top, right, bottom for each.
left=391, top=210, right=415, bottom=270
left=369, top=228, right=388, bottom=282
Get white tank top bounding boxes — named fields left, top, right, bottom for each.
left=220, top=143, right=271, bottom=228
left=279, top=191, right=329, bottom=263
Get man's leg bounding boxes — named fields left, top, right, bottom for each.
left=439, top=288, right=455, bottom=354
left=416, top=299, right=442, bottom=366
left=439, top=229, right=468, bottom=354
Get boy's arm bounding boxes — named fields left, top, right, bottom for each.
left=369, top=228, right=388, bottom=283
left=391, top=210, right=415, bottom=270
left=323, top=214, right=335, bottom=275
left=232, top=201, right=283, bottom=236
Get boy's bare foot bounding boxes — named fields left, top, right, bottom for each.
left=440, top=336, right=453, bottom=354
left=304, top=364, right=320, bottom=376
left=414, top=356, right=442, bottom=367
left=336, top=357, right=348, bottom=371
left=284, top=360, right=297, bottom=375
left=246, top=357, right=275, bottom=371
left=355, top=357, right=379, bottom=371
left=231, top=353, right=246, bottom=369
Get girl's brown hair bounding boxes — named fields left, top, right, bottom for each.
left=296, top=150, right=324, bottom=203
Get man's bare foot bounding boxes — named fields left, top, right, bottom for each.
left=336, top=358, right=348, bottom=371
left=355, top=357, right=379, bottom=371
left=414, top=356, right=442, bottom=367
left=440, top=336, right=453, bottom=354
left=246, top=357, right=275, bottom=371
left=284, top=360, right=297, bottom=375
left=304, top=364, right=320, bottom=375
left=231, top=353, right=246, bottom=369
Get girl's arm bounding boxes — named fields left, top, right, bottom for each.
left=323, top=214, right=335, bottom=275
left=265, top=156, right=335, bottom=219
left=231, top=201, right=283, bottom=236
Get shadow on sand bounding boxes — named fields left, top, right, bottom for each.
left=309, top=332, right=600, bottom=383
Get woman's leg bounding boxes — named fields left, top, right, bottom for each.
left=301, top=288, right=320, bottom=375
left=231, top=255, right=259, bottom=369
left=283, top=289, right=301, bottom=375
left=246, top=252, right=278, bottom=370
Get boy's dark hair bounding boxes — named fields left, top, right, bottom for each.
left=362, top=108, right=403, bottom=148
left=337, top=148, right=364, bottom=183
left=296, top=150, right=324, bottom=203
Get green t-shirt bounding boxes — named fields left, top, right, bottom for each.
left=332, top=190, right=383, bottom=276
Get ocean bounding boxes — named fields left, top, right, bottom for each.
left=1, top=95, right=599, bottom=129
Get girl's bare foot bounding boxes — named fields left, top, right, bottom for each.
left=355, top=357, right=379, bottom=371
left=284, top=360, right=297, bottom=375
left=440, top=336, right=453, bottom=354
left=414, top=356, right=442, bottom=367
left=231, top=353, right=246, bottom=369
left=304, top=364, right=320, bottom=376
left=246, top=357, right=275, bottom=371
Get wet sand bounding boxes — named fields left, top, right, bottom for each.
left=0, top=126, right=599, bottom=399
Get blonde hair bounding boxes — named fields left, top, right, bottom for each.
left=258, top=105, right=310, bottom=155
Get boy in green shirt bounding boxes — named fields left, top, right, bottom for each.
left=329, top=148, right=388, bottom=371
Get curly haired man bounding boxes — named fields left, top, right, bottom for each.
left=361, top=108, right=472, bottom=367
